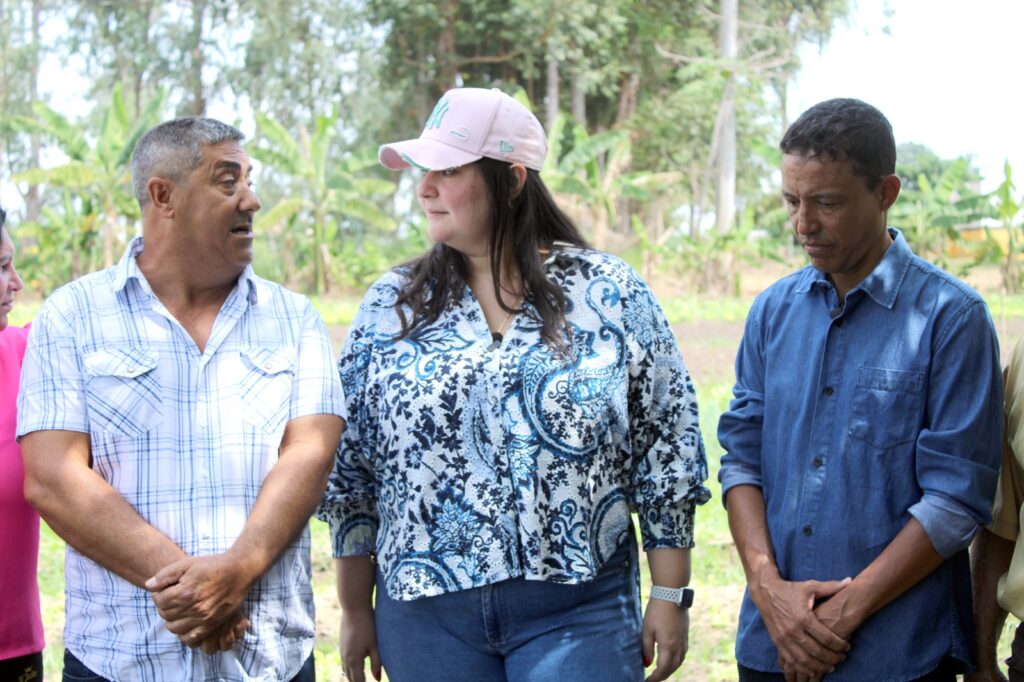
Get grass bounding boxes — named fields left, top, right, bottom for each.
left=32, top=347, right=741, bottom=681
left=33, top=370, right=1018, bottom=682
left=20, top=281, right=1024, bottom=680
left=11, top=289, right=1024, bottom=329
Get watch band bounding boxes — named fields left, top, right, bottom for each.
left=649, top=585, right=694, bottom=609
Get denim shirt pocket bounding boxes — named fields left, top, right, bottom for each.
left=83, top=347, right=162, bottom=437
left=848, top=366, right=925, bottom=449
left=239, top=346, right=296, bottom=435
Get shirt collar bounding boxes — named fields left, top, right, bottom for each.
left=794, top=228, right=911, bottom=309
left=543, top=242, right=588, bottom=267
left=111, top=235, right=147, bottom=293
left=111, top=235, right=260, bottom=305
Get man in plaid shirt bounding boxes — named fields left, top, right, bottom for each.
left=18, top=118, right=345, bottom=681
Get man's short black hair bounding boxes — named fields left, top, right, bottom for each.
left=780, top=98, right=896, bottom=190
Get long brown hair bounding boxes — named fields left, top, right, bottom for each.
left=394, top=157, right=588, bottom=347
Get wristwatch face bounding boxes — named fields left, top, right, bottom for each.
left=681, top=587, right=694, bottom=609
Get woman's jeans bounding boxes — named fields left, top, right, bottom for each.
left=375, top=539, right=644, bottom=682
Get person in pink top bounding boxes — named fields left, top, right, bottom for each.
left=0, top=204, right=42, bottom=681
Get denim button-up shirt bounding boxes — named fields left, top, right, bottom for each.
left=718, top=230, right=1002, bottom=680
left=319, top=247, right=711, bottom=601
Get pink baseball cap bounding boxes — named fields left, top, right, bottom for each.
left=379, top=88, right=547, bottom=172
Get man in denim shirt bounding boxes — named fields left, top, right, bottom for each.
left=719, top=98, right=1002, bottom=681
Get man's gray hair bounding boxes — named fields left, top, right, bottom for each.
left=131, top=117, right=245, bottom=208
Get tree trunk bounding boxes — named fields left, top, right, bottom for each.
left=643, top=198, right=666, bottom=282
left=25, top=0, right=41, bottom=223
left=103, top=204, right=118, bottom=268
left=615, top=26, right=641, bottom=128
left=313, top=206, right=329, bottom=295
left=776, top=79, right=789, bottom=138
left=715, top=0, right=737, bottom=234
left=186, top=0, right=207, bottom=116
left=571, top=71, right=586, bottom=126
left=592, top=208, right=608, bottom=252
left=545, top=42, right=559, bottom=132
left=437, top=0, right=458, bottom=91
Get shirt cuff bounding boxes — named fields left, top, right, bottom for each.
left=908, top=493, right=982, bottom=559
left=718, top=462, right=763, bottom=508
left=637, top=502, right=696, bottom=550
left=327, top=511, right=379, bottom=558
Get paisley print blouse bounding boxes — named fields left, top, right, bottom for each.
left=318, top=247, right=710, bottom=601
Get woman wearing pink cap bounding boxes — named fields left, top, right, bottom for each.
left=0, top=205, right=43, bottom=681
left=319, top=87, right=709, bottom=682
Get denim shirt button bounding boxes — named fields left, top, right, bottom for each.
left=802, top=525, right=813, bottom=536
left=812, top=456, right=823, bottom=468
left=823, top=386, right=834, bottom=396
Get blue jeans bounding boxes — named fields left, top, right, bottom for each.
left=63, top=649, right=316, bottom=681
left=374, top=539, right=644, bottom=682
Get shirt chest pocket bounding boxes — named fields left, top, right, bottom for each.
left=83, top=347, right=162, bottom=437
left=848, top=366, right=925, bottom=449
left=239, top=346, right=296, bottom=435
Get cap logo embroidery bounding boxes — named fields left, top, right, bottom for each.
left=399, top=153, right=430, bottom=171
left=499, top=140, right=515, bottom=153
left=449, top=126, right=469, bottom=140
left=425, top=98, right=450, bottom=129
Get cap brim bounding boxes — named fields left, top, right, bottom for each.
left=378, top=138, right=483, bottom=171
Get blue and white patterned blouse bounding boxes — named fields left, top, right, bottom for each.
left=318, top=246, right=710, bottom=601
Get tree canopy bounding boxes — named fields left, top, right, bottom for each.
left=11, top=0, right=1004, bottom=297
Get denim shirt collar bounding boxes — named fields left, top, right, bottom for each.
left=794, top=228, right=911, bottom=309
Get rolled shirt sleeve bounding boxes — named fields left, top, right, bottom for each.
left=623, top=271, right=711, bottom=549
left=717, top=303, right=767, bottom=501
left=317, top=291, right=384, bottom=557
left=909, top=300, right=1002, bottom=558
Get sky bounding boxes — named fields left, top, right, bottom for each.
left=788, top=0, right=1024, bottom=192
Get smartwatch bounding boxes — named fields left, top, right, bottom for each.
left=650, top=585, right=694, bottom=609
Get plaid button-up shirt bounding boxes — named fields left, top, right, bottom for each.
left=18, top=238, right=345, bottom=681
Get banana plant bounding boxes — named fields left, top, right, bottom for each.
left=542, top=113, right=680, bottom=251
left=12, top=83, right=165, bottom=268
left=889, top=156, right=986, bottom=268
left=252, top=110, right=395, bottom=294
left=973, top=162, right=1024, bottom=292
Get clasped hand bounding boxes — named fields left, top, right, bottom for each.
left=753, top=574, right=855, bottom=681
left=145, top=553, right=252, bottom=653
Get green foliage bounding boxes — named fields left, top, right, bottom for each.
left=251, top=111, right=397, bottom=294
left=0, top=0, right=45, bottom=188
left=890, top=152, right=988, bottom=269
left=2, top=0, right=857, bottom=300
left=15, top=190, right=100, bottom=294
left=970, top=162, right=1024, bottom=292
left=10, top=84, right=164, bottom=290
left=658, top=222, right=789, bottom=296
